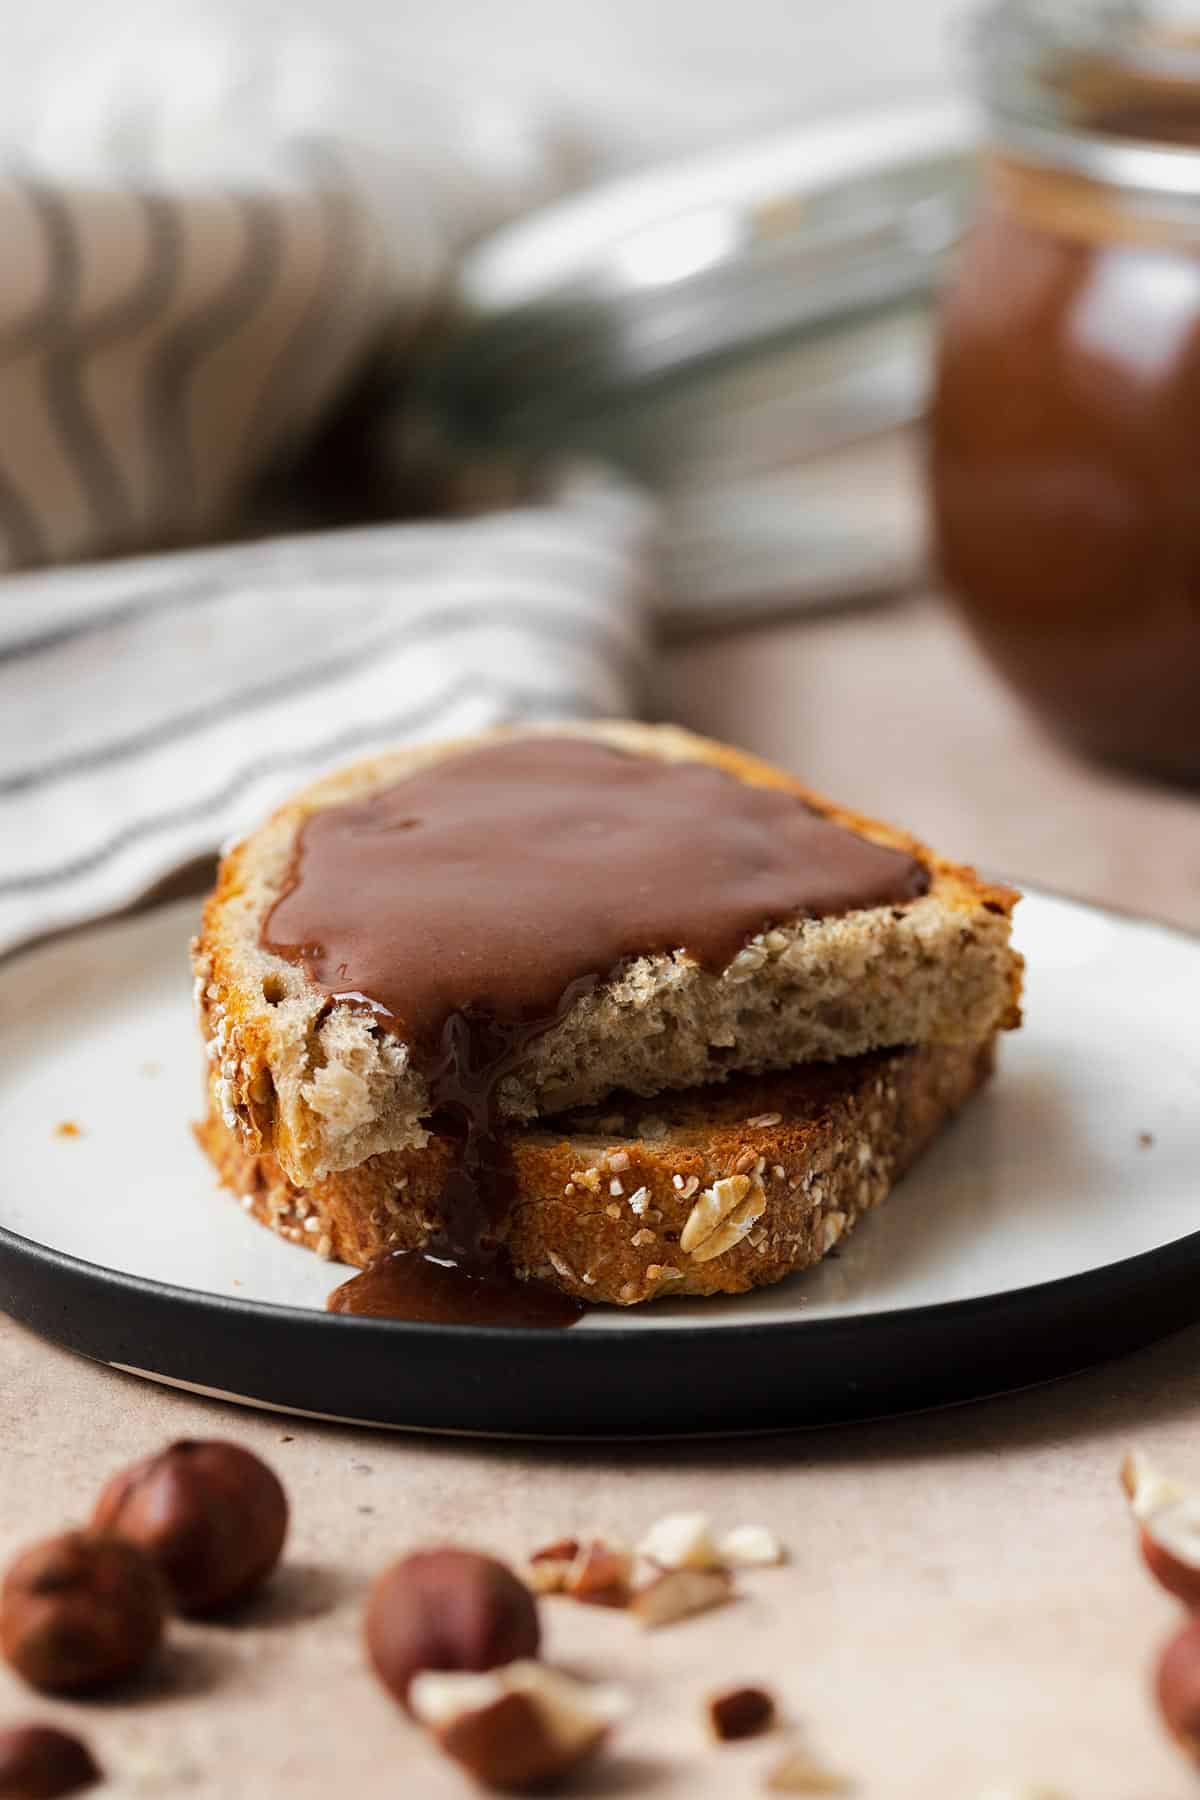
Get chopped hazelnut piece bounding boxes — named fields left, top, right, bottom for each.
left=765, top=1742, right=851, bottom=1792
left=525, top=1541, right=580, bottom=1596
left=973, top=1787, right=1069, bottom=1800
left=525, top=1559, right=573, bottom=1596
left=565, top=1539, right=633, bottom=1608
left=530, top=1537, right=580, bottom=1564
left=410, top=1661, right=625, bottom=1791
left=631, top=1567, right=733, bottom=1629
left=1119, top=1449, right=1182, bottom=1521
left=638, top=1511, right=722, bottom=1570
left=708, top=1684, right=776, bottom=1741
left=718, top=1524, right=786, bottom=1568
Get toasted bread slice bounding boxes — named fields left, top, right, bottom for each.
left=197, top=1034, right=996, bottom=1306
left=194, top=721, right=1021, bottom=1188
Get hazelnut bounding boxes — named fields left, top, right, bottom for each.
left=1, top=1533, right=165, bottom=1694
left=1120, top=1450, right=1182, bottom=1522
left=524, top=1538, right=580, bottom=1595
left=366, top=1549, right=540, bottom=1711
left=1157, top=1616, right=1200, bottom=1760
left=0, top=1725, right=100, bottom=1798
left=631, top=1566, right=734, bottom=1630
left=410, top=1661, right=625, bottom=1792
left=638, top=1511, right=721, bottom=1571
left=717, top=1524, right=786, bottom=1569
left=765, top=1742, right=851, bottom=1792
left=528, top=1538, right=579, bottom=1566
left=1130, top=1497, right=1200, bottom=1609
left=708, top=1684, right=776, bottom=1741
left=563, top=1540, right=632, bottom=1608
left=92, top=1439, right=288, bottom=1616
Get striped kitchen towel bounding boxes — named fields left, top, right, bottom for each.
left=0, top=6, right=577, bottom=570
left=0, top=470, right=654, bottom=957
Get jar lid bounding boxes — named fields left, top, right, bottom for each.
left=423, top=98, right=973, bottom=455
left=975, top=0, right=1200, bottom=197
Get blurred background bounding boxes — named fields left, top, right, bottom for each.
left=11, top=1, right=966, bottom=170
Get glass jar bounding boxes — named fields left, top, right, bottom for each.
left=931, top=1, right=1200, bottom=782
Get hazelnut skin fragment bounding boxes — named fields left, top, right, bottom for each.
left=366, top=1548, right=540, bottom=1712
left=708, top=1684, right=776, bottom=1741
left=93, top=1439, right=288, bottom=1616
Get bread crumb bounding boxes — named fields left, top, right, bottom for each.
left=54, top=1120, right=83, bottom=1139
left=1138, top=1131, right=1154, bottom=1149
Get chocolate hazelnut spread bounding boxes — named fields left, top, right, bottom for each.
left=263, top=736, right=928, bottom=1324
left=932, top=149, right=1200, bottom=780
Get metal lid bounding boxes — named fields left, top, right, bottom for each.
left=423, top=99, right=973, bottom=454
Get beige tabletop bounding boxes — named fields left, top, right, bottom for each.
left=4, top=589, right=1200, bottom=1799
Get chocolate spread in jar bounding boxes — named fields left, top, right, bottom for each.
left=932, top=152, right=1200, bottom=782
left=262, top=736, right=929, bottom=1324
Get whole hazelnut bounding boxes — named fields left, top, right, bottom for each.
left=1, top=1533, right=165, bottom=1695
left=92, top=1439, right=288, bottom=1616
left=0, top=1724, right=100, bottom=1798
left=366, top=1548, right=540, bottom=1711
left=1157, top=1617, right=1200, bottom=1760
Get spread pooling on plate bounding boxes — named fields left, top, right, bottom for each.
left=262, top=737, right=929, bottom=1324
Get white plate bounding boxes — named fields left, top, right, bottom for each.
left=1, top=891, right=1198, bottom=1435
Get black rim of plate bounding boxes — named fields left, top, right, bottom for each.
left=2, top=886, right=1199, bottom=1438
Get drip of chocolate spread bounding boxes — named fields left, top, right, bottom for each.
left=261, top=738, right=929, bottom=1325
left=328, top=1004, right=589, bottom=1327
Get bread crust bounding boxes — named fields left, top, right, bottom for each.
left=193, top=721, right=1022, bottom=1187
left=196, top=1036, right=997, bottom=1307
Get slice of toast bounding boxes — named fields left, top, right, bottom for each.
left=197, top=1034, right=996, bottom=1306
left=194, top=722, right=1021, bottom=1189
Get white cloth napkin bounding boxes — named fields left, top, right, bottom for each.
left=0, top=473, right=653, bottom=956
